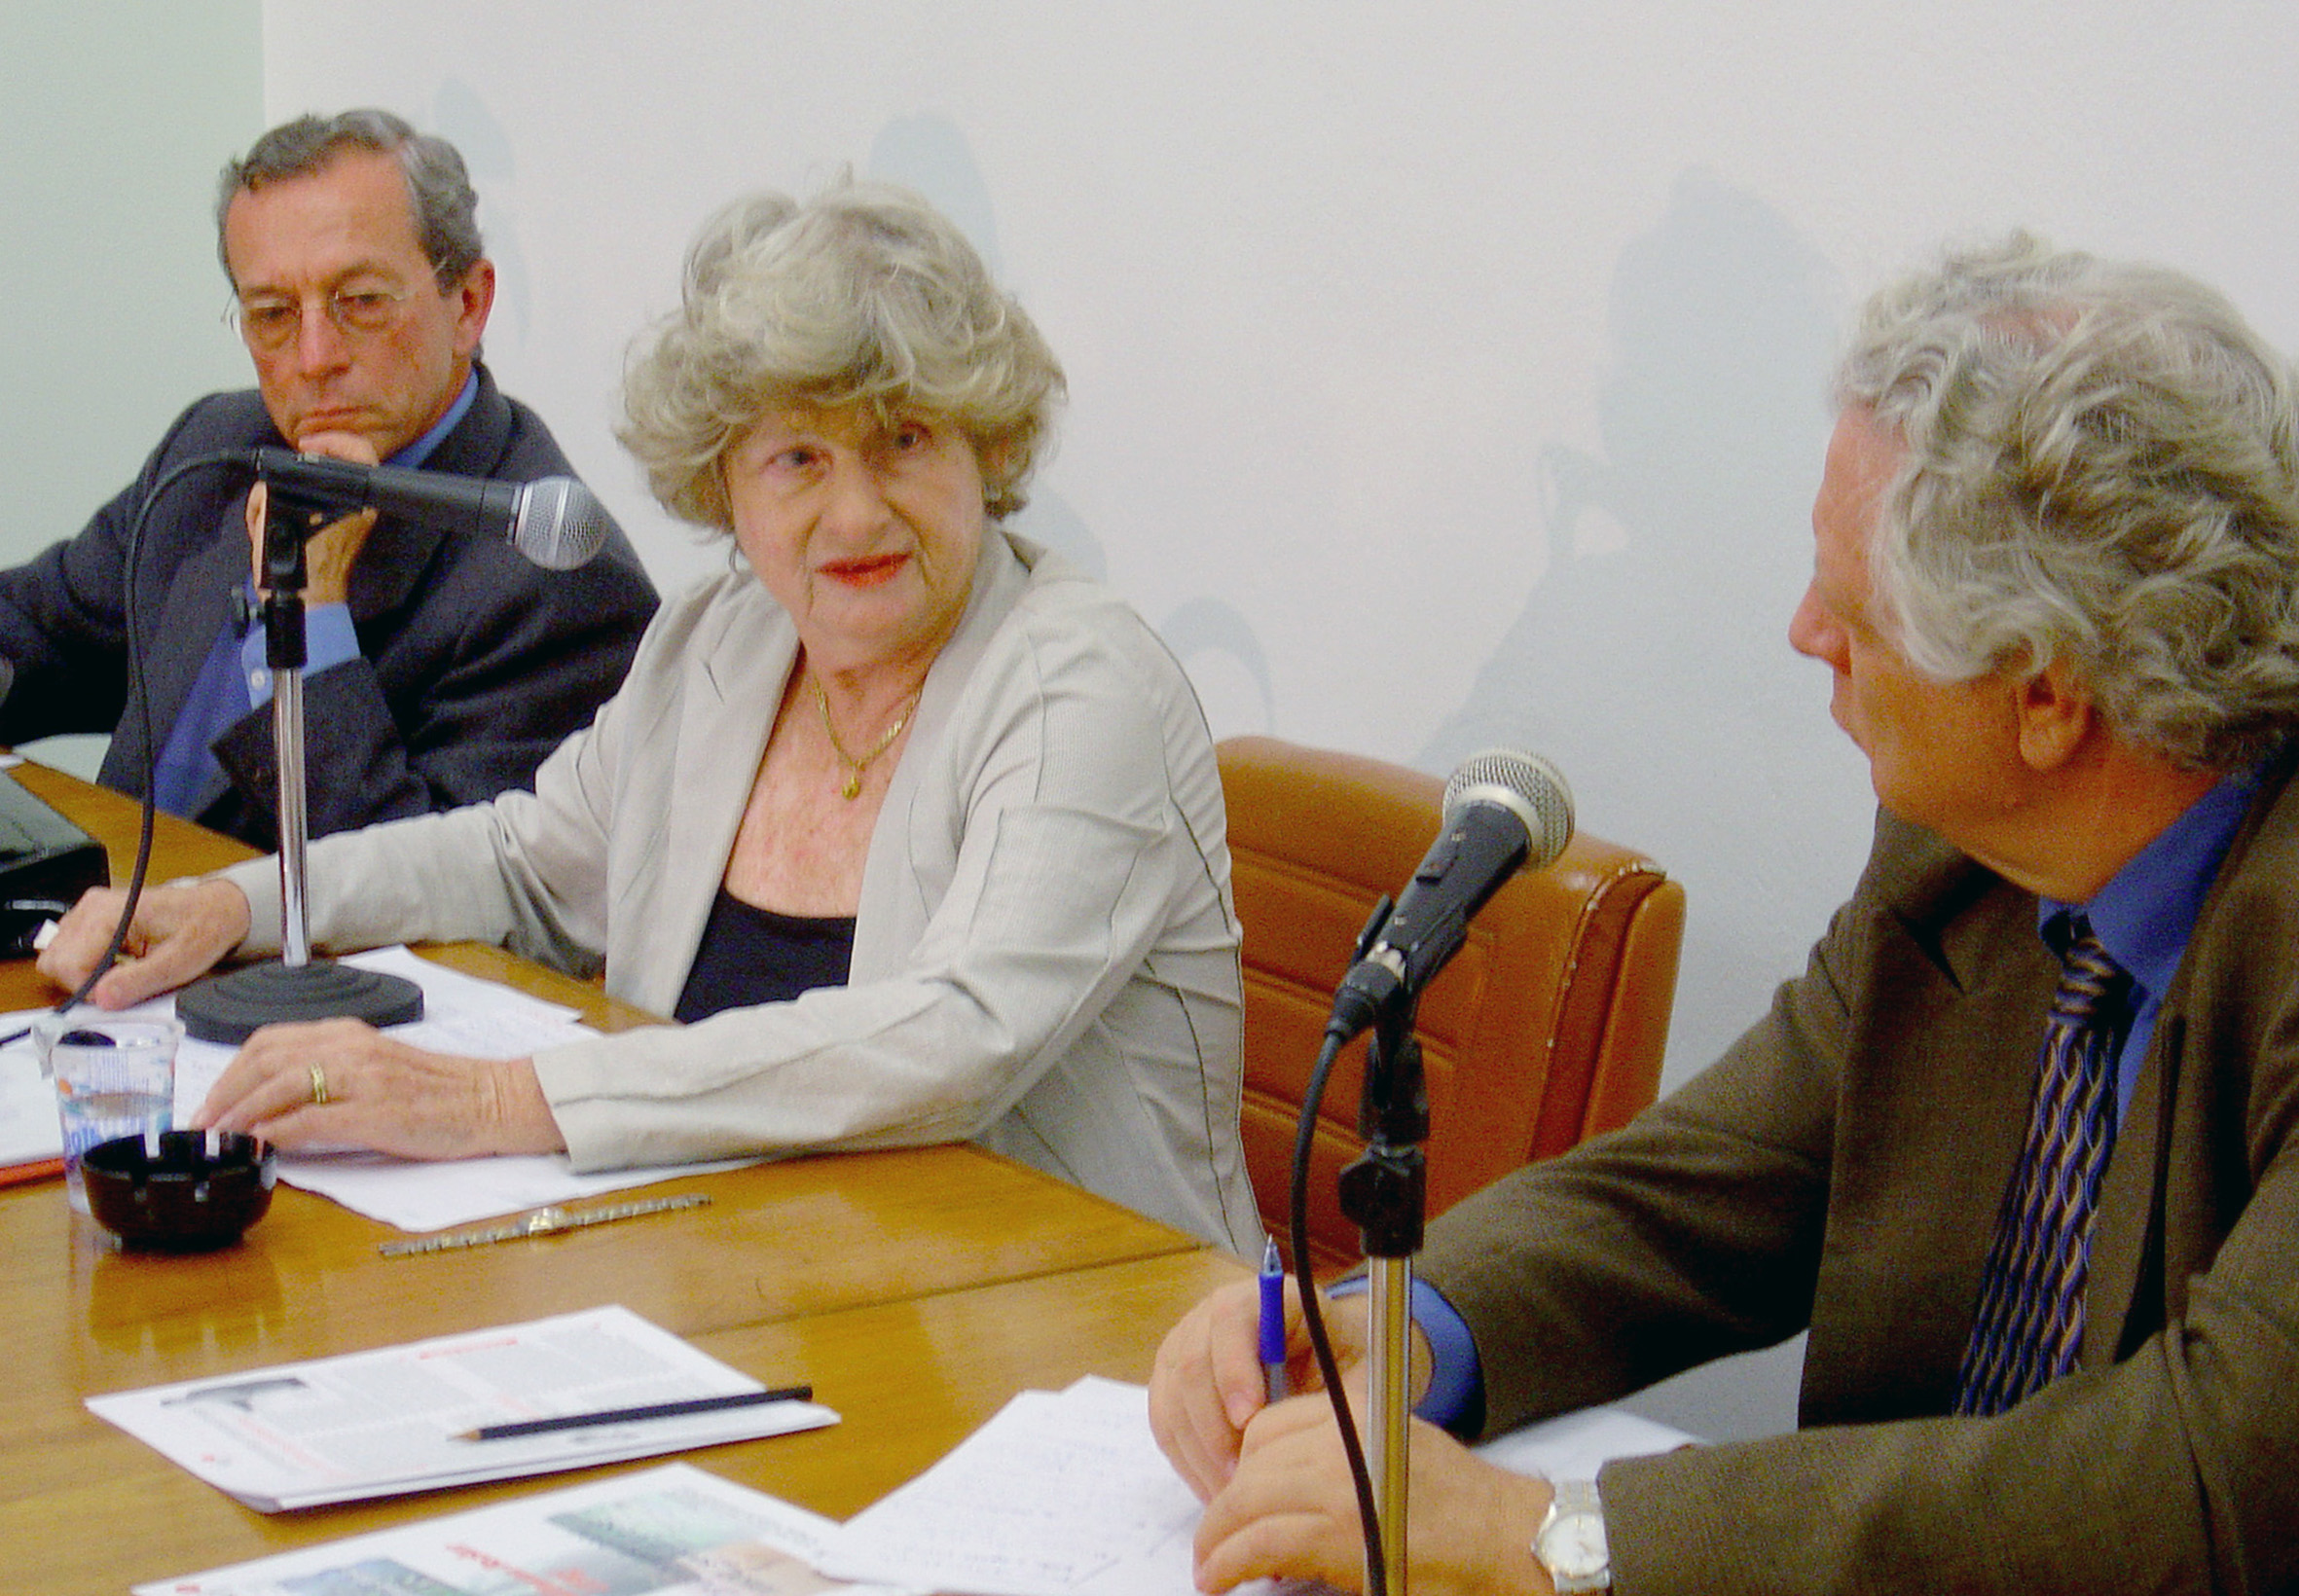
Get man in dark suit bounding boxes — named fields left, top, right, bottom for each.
left=0, top=109, right=656, bottom=850
left=1150, top=236, right=2299, bottom=1594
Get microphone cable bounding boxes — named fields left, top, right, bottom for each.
left=1278, top=746, right=1568, bottom=1596
left=1288, top=1018, right=1391, bottom=1596
left=40, top=450, right=250, bottom=1019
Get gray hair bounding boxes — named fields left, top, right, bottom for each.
left=216, top=109, right=483, bottom=290
left=1835, top=232, right=2299, bottom=770
left=618, top=177, right=1066, bottom=527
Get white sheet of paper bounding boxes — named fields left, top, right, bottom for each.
left=0, top=996, right=178, bottom=1167
left=90, top=1304, right=837, bottom=1513
left=1474, top=1403, right=1697, bottom=1480
left=3, top=947, right=756, bottom=1230
left=275, top=1145, right=759, bottom=1233
left=0, top=1044, right=61, bottom=1165
left=135, top=1462, right=912, bottom=1596
left=823, top=1377, right=1199, bottom=1596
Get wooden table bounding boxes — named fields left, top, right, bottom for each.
left=0, top=761, right=1246, bottom=1593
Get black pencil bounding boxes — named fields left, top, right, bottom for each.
left=457, top=1384, right=815, bottom=1441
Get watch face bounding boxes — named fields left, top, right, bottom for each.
left=1538, top=1512, right=1608, bottom=1578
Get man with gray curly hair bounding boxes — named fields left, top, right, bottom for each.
left=0, top=109, right=655, bottom=851
left=1150, top=235, right=2299, bottom=1593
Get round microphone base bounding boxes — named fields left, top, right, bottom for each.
left=176, top=960, right=424, bottom=1045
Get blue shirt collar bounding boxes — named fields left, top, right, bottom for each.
left=389, top=368, right=478, bottom=469
left=2042, top=758, right=2268, bottom=999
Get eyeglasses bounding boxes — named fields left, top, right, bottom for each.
left=230, top=284, right=411, bottom=350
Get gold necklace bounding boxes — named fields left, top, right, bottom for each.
left=810, top=676, right=920, bottom=799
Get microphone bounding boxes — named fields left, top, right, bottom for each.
left=242, top=447, right=610, bottom=569
left=1328, top=748, right=1574, bottom=1040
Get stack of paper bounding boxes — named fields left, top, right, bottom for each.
left=134, top=1462, right=906, bottom=1596
left=0, top=1036, right=62, bottom=1184
left=818, top=1378, right=1697, bottom=1596
left=144, top=1371, right=1698, bottom=1596
left=88, top=1305, right=836, bottom=1511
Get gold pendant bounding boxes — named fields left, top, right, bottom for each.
left=810, top=675, right=918, bottom=803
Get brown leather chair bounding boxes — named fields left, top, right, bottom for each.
left=1220, top=735, right=1686, bottom=1273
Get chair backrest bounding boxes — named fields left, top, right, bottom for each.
left=1220, top=735, right=1686, bottom=1273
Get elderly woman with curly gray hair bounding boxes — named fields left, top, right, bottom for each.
left=45, top=179, right=1260, bottom=1253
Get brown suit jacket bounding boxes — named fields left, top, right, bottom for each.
left=1422, top=746, right=2299, bottom=1594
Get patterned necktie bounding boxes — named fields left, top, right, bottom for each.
left=1954, top=922, right=2132, bottom=1417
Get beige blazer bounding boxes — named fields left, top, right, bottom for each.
left=1422, top=748, right=2299, bottom=1593
left=228, top=531, right=1260, bottom=1254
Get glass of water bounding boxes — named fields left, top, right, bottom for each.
left=36, top=1015, right=181, bottom=1215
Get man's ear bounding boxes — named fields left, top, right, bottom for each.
left=452, top=258, right=497, bottom=356
left=2015, top=656, right=2096, bottom=772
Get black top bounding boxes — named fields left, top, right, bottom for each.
left=674, top=888, right=857, bottom=1023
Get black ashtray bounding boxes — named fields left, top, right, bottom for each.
left=80, top=1131, right=276, bottom=1251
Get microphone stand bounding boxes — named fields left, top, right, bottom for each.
left=175, top=477, right=423, bottom=1044
left=1338, top=996, right=1429, bottom=1596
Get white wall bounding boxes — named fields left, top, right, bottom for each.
left=246, top=0, right=2299, bottom=1436
left=1, top=0, right=263, bottom=776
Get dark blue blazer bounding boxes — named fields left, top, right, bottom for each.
left=0, top=364, right=657, bottom=850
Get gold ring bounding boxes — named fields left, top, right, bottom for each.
left=309, top=1064, right=330, bottom=1106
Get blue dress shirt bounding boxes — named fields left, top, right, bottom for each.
left=152, top=375, right=478, bottom=816
left=2049, top=759, right=2264, bottom=1130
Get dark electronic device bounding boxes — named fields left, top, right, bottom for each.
left=0, top=768, right=108, bottom=956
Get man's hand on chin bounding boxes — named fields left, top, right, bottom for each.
left=245, top=428, right=381, bottom=606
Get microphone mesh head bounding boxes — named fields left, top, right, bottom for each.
left=1442, top=747, right=1574, bottom=871
left=512, top=478, right=612, bottom=569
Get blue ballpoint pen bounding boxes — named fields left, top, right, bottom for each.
left=1258, top=1235, right=1289, bottom=1402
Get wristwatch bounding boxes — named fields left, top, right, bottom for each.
left=1533, top=1478, right=1610, bottom=1594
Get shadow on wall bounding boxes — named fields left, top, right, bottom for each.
left=431, top=80, right=530, bottom=353
left=1422, top=167, right=1870, bottom=1068
left=871, top=114, right=1277, bottom=733
left=1422, top=168, right=1837, bottom=786
left=1417, top=167, right=1862, bottom=1448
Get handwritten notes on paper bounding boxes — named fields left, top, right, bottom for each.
left=823, top=1376, right=1202, bottom=1596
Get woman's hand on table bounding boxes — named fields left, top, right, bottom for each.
left=191, top=1018, right=565, bottom=1159
left=35, top=879, right=251, bottom=1008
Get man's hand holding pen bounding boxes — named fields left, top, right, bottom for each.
left=1150, top=1271, right=1545, bottom=1596
left=1150, top=1270, right=1368, bottom=1500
